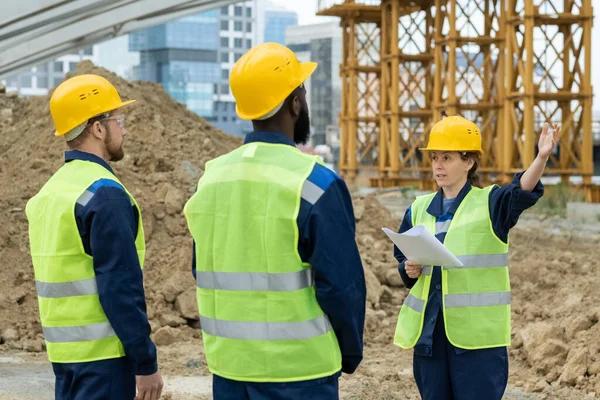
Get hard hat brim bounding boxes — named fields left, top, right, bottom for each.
left=54, top=99, right=136, bottom=137
left=300, top=61, right=318, bottom=83
left=418, top=147, right=484, bottom=155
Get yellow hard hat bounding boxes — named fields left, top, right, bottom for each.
left=420, top=115, right=483, bottom=154
left=50, top=74, right=135, bottom=137
left=230, top=42, right=317, bottom=121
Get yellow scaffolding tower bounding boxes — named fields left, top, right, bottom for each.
left=317, top=0, right=598, bottom=202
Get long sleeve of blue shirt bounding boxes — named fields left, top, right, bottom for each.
left=77, top=184, right=157, bottom=376
left=394, top=206, right=417, bottom=289
left=299, top=166, right=367, bottom=375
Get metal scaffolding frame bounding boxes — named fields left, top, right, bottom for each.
left=318, top=0, right=598, bottom=202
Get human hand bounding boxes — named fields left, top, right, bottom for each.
left=405, top=261, right=422, bottom=279
left=538, top=122, right=559, bottom=159
left=135, top=371, right=163, bottom=400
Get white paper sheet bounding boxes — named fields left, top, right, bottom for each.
left=382, top=225, right=463, bottom=267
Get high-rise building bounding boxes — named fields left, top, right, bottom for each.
left=95, top=36, right=140, bottom=81
left=286, top=22, right=343, bottom=151
left=264, top=2, right=298, bottom=45
left=127, top=1, right=298, bottom=136
left=212, top=0, right=265, bottom=136
left=0, top=49, right=96, bottom=97
left=129, top=11, right=221, bottom=119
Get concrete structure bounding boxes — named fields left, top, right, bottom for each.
left=0, top=0, right=241, bottom=79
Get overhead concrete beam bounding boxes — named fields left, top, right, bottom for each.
left=0, top=0, right=240, bottom=79
left=0, top=0, right=71, bottom=27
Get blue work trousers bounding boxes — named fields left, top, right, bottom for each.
left=52, top=357, right=136, bottom=400
left=413, top=316, right=508, bottom=400
left=212, top=372, right=340, bottom=400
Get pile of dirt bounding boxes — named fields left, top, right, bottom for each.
left=0, top=61, right=396, bottom=353
left=507, top=226, right=600, bottom=395
left=0, top=61, right=242, bottom=349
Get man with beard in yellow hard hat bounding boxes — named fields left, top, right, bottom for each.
left=26, top=74, right=163, bottom=400
left=184, top=42, right=367, bottom=400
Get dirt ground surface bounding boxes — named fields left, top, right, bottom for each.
left=1, top=63, right=600, bottom=399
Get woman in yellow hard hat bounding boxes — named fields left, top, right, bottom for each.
left=392, top=116, right=559, bottom=399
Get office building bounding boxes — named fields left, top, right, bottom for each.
left=212, top=0, right=265, bottom=135
left=130, top=11, right=221, bottom=119
left=264, top=2, right=298, bottom=45
left=129, top=0, right=298, bottom=136
left=286, top=22, right=343, bottom=151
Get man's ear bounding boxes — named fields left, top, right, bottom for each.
left=89, top=121, right=105, bottom=140
left=291, top=95, right=301, bottom=117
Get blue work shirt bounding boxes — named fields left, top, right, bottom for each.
left=192, top=131, right=367, bottom=376
left=394, top=175, right=544, bottom=356
left=64, top=150, right=157, bottom=375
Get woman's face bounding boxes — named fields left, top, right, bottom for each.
left=430, top=151, right=473, bottom=190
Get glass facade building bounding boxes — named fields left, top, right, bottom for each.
left=287, top=24, right=342, bottom=147
left=264, top=8, right=298, bottom=45
left=128, top=1, right=298, bottom=136
left=130, top=10, right=220, bottom=118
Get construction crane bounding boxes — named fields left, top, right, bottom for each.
left=317, top=0, right=598, bottom=202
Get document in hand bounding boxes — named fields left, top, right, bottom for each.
left=382, top=225, right=463, bottom=267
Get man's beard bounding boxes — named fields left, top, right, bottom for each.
left=105, top=127, right=124, bottom=162
left=293, top=106, right=311, bottom=145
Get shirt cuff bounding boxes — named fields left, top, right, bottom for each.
left=398, top=261, right=418, bottom=289
left=341, top=355, right=363, bottom=374
left=512, top=172, right=545, bottom=206
left=134, top=359, right=158, bottom=376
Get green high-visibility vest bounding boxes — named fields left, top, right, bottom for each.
left=25, top=159, right=145, bottom=363
left=183, top=142, right=342, bottom=383
left=394, top=185, right=511, bottom=350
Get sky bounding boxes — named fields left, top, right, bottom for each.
left=270, top=0, right=600, bottom=110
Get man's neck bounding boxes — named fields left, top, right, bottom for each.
left=72, top=145, right=108, bottom=163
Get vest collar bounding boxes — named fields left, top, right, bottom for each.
left=427, top=181, right=472, bottom=217
left=64, top=150, right=114, bottom=175
left=244, top=131, right=296, bottom=147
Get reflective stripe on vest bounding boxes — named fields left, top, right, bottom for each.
left=36, top=278, right=98, bottom=298
left=404, top=294, right=425, bottom=313
left=43, top=322, right=116, bottom=343
left=445, top=253, right=509, bottom=269
left=196, top=269, right=313, bottom=292
left=200, top=315, right=332, bottom=341
left=445, top=292, right=511, bottom=308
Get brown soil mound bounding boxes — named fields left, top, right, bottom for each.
left=0, top=62, right=391, bottom=350
left=0, top=61, right=242, bottom=348
left=1, top=62, right=599, bottom=399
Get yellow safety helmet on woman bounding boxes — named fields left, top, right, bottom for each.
left=230, top=42, right=317, bottom=121
left=50, top=74, right=135, bottom=137
left=420, top=115, right=483, bottom=154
